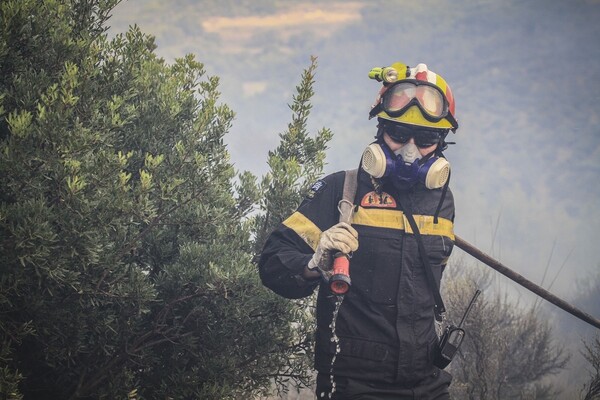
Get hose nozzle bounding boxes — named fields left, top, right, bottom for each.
left=329, top=253, right=351, bottom=295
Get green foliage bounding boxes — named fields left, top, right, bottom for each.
left=253, top=56, right=333, bottom=254
left=243, top=55, right=332, bottom=397
left=0, top=1, right=329, bottom=398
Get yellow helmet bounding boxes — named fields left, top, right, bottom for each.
left=369, top=62, right=458, bottom=131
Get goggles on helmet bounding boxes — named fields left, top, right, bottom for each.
left=381, top=81, right=458, bottom=128
left=383, top=121, right=443, bottom=149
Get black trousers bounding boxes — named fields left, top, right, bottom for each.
left=315, top=369, right=452, bottom=400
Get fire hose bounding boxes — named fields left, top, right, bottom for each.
left=455, top=235, right=600, bottom=330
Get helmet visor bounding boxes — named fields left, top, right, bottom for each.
left=382, top=81, right=447, bottom=120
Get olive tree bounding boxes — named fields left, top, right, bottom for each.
left=0, top=1, right=329, bottom=398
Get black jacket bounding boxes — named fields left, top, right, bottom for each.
left=259, top=167, right=455, bottom=384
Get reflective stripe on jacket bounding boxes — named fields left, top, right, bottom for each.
left=258, top=167, right=455, bottom=384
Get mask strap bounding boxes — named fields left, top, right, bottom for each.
left=433, top=169, right=451, bottom=224
left=430, top=130, right=447, bottom=152
left=375, top=134, right=396, bottom=158
left=418, top=148, right=437, bottom=165
left=375, top=121, right=386, bottom=141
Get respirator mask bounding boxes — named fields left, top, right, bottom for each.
left=361, top=123, right=450, bottom=190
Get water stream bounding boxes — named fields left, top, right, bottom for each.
left=320, top=295, right=344, bottom=399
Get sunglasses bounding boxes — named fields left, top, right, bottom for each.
left=384, top=122, right=443, bottom=148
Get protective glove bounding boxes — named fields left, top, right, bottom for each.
left=307, top=222, right=359, bottom=274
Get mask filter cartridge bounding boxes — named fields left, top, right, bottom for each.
left=361, top=143, right=390, bottom=178
left=361, top=142, right=450, bottom=189
left=424, top=158, right=450, bottom=189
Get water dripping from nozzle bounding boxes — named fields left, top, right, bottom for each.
left=327, top=295, right=344, bottom=399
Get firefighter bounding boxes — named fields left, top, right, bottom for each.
left=259, top=62, right=458, bottom=399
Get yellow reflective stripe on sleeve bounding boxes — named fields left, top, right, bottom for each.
left=282, top=211, right=322, bottom=251
left=352, top=207, right=454, bottom=240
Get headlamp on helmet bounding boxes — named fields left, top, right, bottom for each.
left=368, top=62, right=459, bottom=132
left=369, top=67, right=398, bottom=83
left=368, top=62, right=410, bottom=84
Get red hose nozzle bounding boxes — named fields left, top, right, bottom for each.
left=329, top=253, right=351, bottom=295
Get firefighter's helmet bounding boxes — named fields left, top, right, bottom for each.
left=369, top=62, right=458, bottom=132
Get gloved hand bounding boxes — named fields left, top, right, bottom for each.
left=307, top=222, right=359, bottom=274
